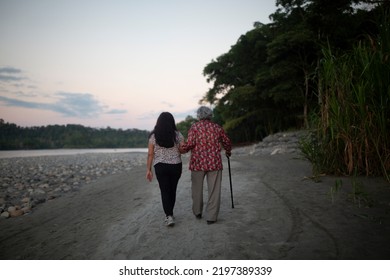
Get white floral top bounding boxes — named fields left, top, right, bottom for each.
left=149, top=131, right=184, bottom=165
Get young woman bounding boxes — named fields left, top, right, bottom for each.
left=146, top=112, right=184, bottom=226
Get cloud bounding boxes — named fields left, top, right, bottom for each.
left=54, top=92, right=104, bottom=117
left=174, top=108, right=197, bottom=120
left=137, top=108, right=197, bottom=123
left=161, top=101, right=174, bottom=108
left=0, top=92, right=105, bottom=118
left=0, top=75, right=24, bottom=82
left=0, top=96, right=41, bottom=109
left=0, top=67, right=22, bottom=74
left=106, top=109, right=128, bottom=114
left=0, top=67, right=25, bottom=82
left=0, top=66, right=127, bottom=119
left=137, top=110, right=160, bottom=121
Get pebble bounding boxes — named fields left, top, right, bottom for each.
left=251, top=130, right=308, bottom=155
left=0, top=152, right=145, bottom=219
left=233, top=130, right=308, bottom=156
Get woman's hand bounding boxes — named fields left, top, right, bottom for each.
left=146, top=170, right=153, bottom=182
left=179, top=142, right=187, bottom=154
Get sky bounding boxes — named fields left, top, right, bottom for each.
left=0, top=0, right=277, bottom=131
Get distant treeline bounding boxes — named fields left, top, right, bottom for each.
left=0, top=119, right=150, bottom=150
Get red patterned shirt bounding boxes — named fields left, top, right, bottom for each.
left=182, top=120, right=232, bottom=171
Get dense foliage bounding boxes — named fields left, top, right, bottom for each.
left=301, top=11, right=390, bottom=180
left=202, top=0, right=387, bottom=142
left=0, top=119, right=149, bottom=149
left=201, top=0, right=389, bottom=179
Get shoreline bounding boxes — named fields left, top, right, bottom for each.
left=0, top=148, right=148, bottom=159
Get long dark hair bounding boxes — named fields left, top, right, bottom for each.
left=149, top=112, right=178, bottom=148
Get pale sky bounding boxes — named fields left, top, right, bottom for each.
left=0, top=0, right=277, bottom=130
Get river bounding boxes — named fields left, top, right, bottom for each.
left=0, top=148, right=148, bottom=159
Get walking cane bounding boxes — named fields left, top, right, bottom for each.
left=227, top=155, right=234, bottom=208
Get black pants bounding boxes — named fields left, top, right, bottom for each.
left=154, top=162, right=182, bottom=217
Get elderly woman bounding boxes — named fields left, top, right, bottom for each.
left=180, top=106, right=232, bottom=224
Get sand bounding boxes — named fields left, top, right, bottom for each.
left=0, top=152, right=389, bottom=260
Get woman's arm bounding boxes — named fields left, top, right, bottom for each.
left=220, top=129, right=232, bottom=157
left=180, top=129, right=195, bottom=153
left=146, top=142, right=154, bottom=181
left=177, top=131, right=187, bottom=154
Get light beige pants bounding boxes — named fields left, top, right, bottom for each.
left=191, top=170, right=222, bottom=222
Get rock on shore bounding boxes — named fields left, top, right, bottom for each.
left=234, top=130, right=308, bottom=156
left=0, top=152, right=145, bottom=219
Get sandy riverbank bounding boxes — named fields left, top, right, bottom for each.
left=1, top=148, right=389, bottom=259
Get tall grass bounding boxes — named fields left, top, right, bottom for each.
left=302, top=12, right=390, bottom=182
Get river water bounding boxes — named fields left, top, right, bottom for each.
left=0, top=148, right=148, bottom=159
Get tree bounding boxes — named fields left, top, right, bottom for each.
left=201, top=0, right=384, bottom=144
left=268, top=2, right=319, bottom=128
left=0, top=121, right=150, bottom=149
left=203, top=25, right=277, bottom=142
left=176, top=115, right=197, bottom=139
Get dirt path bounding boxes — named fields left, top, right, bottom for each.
left=1, top=153, right=389, bottom=259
